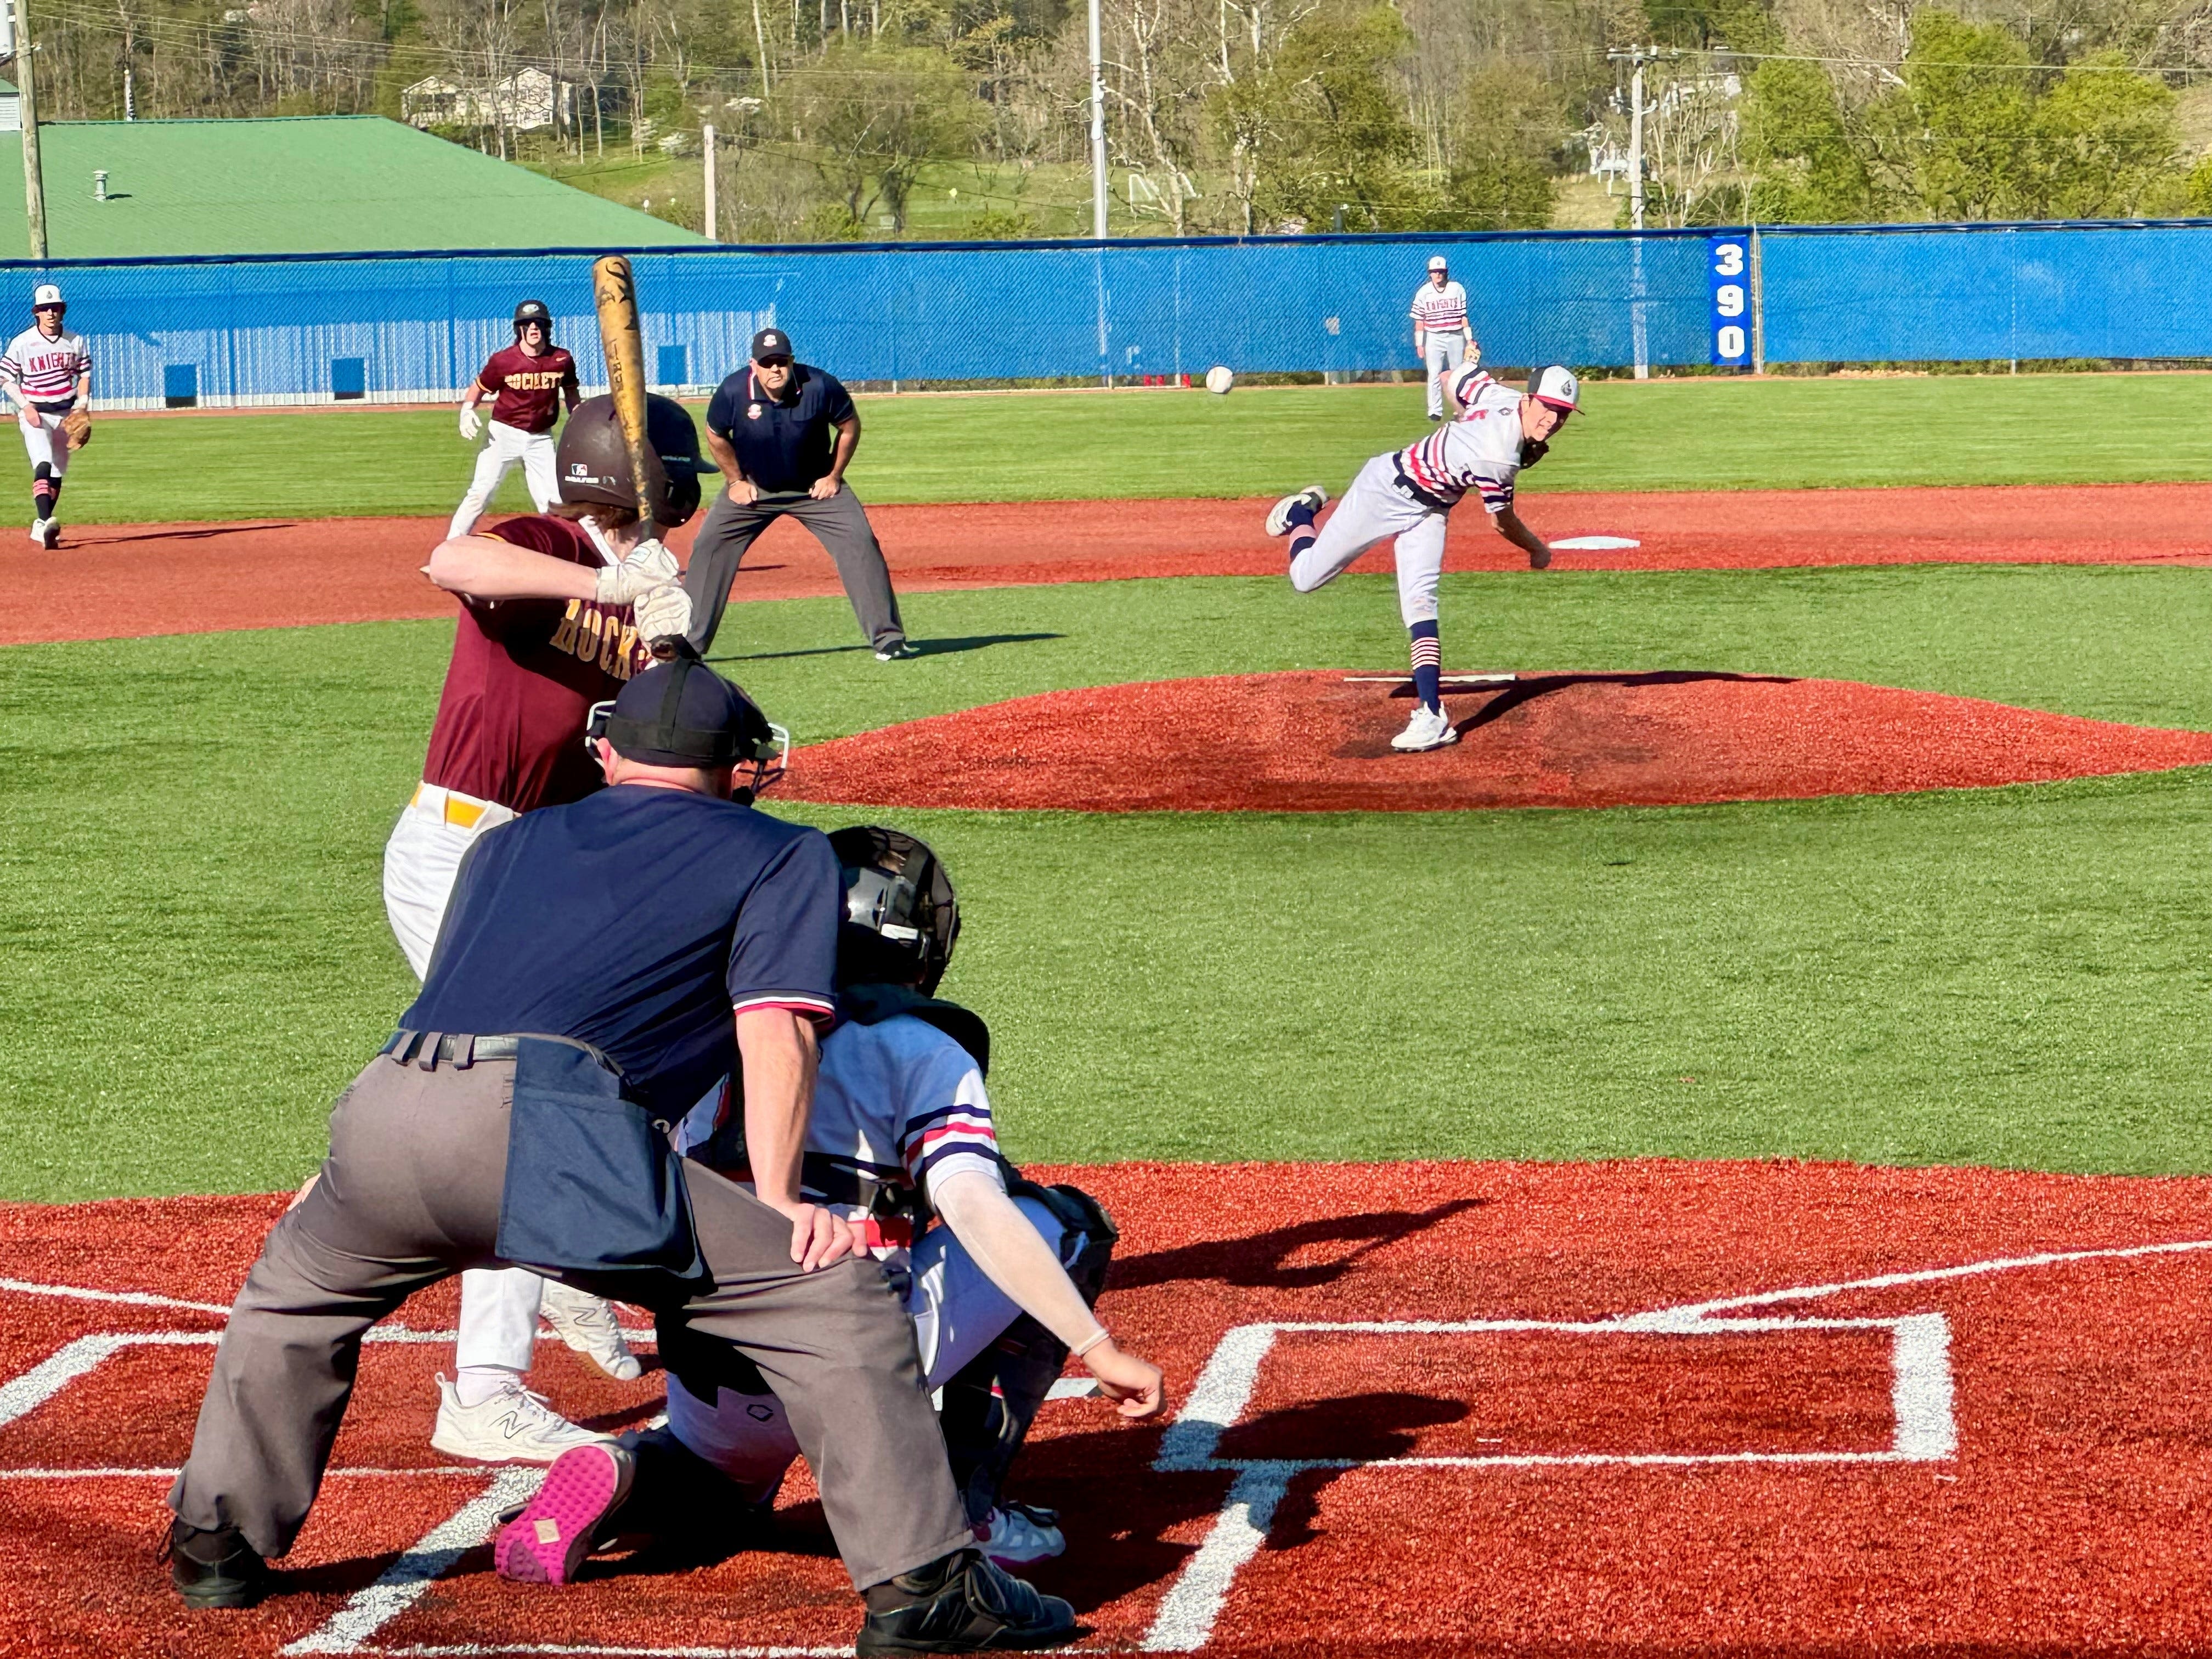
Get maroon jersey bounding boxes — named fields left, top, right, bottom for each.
left=475, top=343, right=578, bottom=435
left=419, top=515, right=652, bottom=814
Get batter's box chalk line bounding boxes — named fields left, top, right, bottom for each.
left=4, top=1241, right=2211, bottom=1656
left=1135, top=1236, right=2212, bottom=1654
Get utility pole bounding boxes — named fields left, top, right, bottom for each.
left=1087, top=0, right=1107, bottom=238
left=1627, top=48, right=1645, bottom=233
left=10, top=0, right=44, bottom=259
left=702, top=122, right=717, bottom=241
left=1608, top=43, right=1666, bottom=381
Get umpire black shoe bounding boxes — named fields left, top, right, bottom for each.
left=856, top=1547, right=1078, bottom=1654
left=165, top=1517, right=269, bottom=1609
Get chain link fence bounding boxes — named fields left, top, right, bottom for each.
left=7, top=222, right=2206, bottom=411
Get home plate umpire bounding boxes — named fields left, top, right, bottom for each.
left=163, top=653, right=1076, bottom=1654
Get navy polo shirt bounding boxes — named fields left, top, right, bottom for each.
left=705, top=364, right=855, bottom=492
left=403, top=787, right=840, bottom=1116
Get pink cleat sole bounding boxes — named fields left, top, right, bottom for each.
left=495, top=1442, right=631, bottom=1586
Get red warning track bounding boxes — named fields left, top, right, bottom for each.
left=780, top=669, right=2212, bottom=812
left=3, top=1160, right=2211, bottom=1657
left=18, top=480, right=2212, bottom=647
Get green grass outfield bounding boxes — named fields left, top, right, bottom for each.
left=57, top=372, right=2212, bottom=524
left=5, top=563, right=2209, bottom=1203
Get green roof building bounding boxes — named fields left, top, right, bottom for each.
left=0, top=116, right=706, bottom=256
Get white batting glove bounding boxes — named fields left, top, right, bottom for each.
left=633, top=582, right=692, bottom=644
left=458, top=406, right=483, bottom=441
left=592, top=539, right=681, bottom=606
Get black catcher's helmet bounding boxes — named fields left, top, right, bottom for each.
left=828, top=826, right=960, bottom=995
left=514, top=298, right=553, bottom=335
left=555, top=393, right=708, bottom=528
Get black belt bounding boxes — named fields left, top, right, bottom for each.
left=1392, top=465, right=1456, bottom=513
left=381, top=1029, right=618, bottom=1074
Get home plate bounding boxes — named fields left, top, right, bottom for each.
left=1552, top=535, right=1641, bottom=550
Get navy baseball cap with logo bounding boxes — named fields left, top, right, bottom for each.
left=751, top=328, right=792, bottom=362
left=603, top=655, right=775, bottom=769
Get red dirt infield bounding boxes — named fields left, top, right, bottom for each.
left=778, top=669, right=2212, bottom=812
left=20, top=481, right=2212, bottom=648
left=4, top=1159, right=2211, bottom=1657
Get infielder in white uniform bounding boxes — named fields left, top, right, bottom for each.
left=1412, top=255, right=1476, bottom=421
left=449, top=299, right=579, bottom=540
left=1266, top=363, right=1580, bottom=752
left=0, top=284, right=92, bottom=550
left=491, top=826, right=1167, bottom=1590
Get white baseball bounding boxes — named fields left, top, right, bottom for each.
left=1205, top=365, right=1235, bottom=396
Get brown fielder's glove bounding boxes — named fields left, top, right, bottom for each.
left=61, top=408, right=90, bottom=449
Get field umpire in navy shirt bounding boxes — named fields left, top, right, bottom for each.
left=165, top=655, right=1073, bottom=1652
left=682, top=326, right=911, bottom=661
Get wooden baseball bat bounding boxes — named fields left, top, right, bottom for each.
left=591, top=254, right=683, bottom=660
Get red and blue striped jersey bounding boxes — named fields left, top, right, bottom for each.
left=1395, top=380, right=1523, bottom=514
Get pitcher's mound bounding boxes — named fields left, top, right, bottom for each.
left=780, top=670, right=2212, bottom=813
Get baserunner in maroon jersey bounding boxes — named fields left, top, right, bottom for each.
left=449, top=298, right=581, bottom=539
left=387, top=391, right=716, bottom=1465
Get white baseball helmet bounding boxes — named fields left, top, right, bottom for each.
left=1530, top=364, right=1581, bottom=413
left=32, top=283, right=63, bottom=309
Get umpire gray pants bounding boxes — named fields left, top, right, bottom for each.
left=166, top=1047, right=972, bottom=1590
left=683, top=484, right=906, bottom=656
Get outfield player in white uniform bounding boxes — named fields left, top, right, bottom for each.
left=1412, top=255, right=1475, bottom=421
left=1266, top=363, right=1580, bottom=752
left=492, top=826, right=1166, bottom=1590
left=1, top=284, right=91, bottom=550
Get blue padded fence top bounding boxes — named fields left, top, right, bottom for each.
left=4, top=222, right=2205, bottom=408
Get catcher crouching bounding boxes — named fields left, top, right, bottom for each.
left=0, top=282, right=92, bottom=551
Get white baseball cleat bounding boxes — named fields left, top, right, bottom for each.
left=430, top=1373, right=614, bottom=1465
left=1264, top=485, right=1328, bottom=537
left=976, top=1502, right=1066, bottom=1569
left=25, top=518, right=44, bottom=545
left=539, top=1281, right=644, bottom=1382
left=40, top=520, right=59, bottom=550
left=1390, top=702, right=1460, bottom=752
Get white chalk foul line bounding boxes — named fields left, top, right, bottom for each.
left=1139, top=1237, right=2211, bottom=1651
left=0, top=1275, right=234, bottom=1316
left=283, top=1465, right=541, bottom=1656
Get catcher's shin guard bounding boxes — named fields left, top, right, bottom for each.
left=939, top=1180, right=1119, bottom=1525
left=607, top=1425, right=774, bottom=1564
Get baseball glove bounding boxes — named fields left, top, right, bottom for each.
left=61, top=408, right=91, bottom=450
left=1519, top=436, right=1549, bottom=469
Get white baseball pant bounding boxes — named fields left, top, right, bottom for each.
left=1289, top=453, right=1450, bottom=627
left=18, top=408, right=70, bottom=477
left=449, top=419, right=558, bottom=539
left=665, top=1196, right=1077, bottom=1497
left=1423, top=334, right=1468, bottom=418
left=381, top=788, right=560, bottom=1375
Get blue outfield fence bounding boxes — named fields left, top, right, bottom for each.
left=9, top=219, right=2212, bottom=410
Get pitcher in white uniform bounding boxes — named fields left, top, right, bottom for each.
left=1266, top=363, right=1581, bottom=753
left=491, top=825, right=1167, bottom=1589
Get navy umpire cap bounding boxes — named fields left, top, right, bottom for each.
left=751, top=327, right=792, bottom=362
left=604, top=654, right=775, bottom=769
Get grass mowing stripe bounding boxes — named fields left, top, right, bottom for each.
left=53, top=374, right=2212, bottom=524
left=3, top=563, right=2208, bottom=1199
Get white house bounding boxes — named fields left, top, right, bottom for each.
left=402, top=67, right=574, bottom=133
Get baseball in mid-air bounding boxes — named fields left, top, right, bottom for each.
left=1205, top=365, right=1235, bottom=395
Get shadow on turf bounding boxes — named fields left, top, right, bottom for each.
left=712, top=632, right=1063, bottom=664
left=73, top=520, right=301, bottom=545
left=1445, top=669, right=1797, bottom=735
left=1109, top=1198, right=1485, bottom=1292
left=403, top=1393, right=1471, bottom=1613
